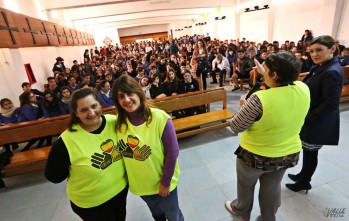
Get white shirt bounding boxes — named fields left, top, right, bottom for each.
left=212, top=56, right=231, bottom=73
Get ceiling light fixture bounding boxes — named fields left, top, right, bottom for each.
left=245, top=5, right=270, bottom=13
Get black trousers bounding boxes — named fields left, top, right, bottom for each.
left=213, top=68, right=227, bottom=87
left=196, top=66, right=208, bottom=90
left=297, top=149, right=319, bottom=184
left=71, top=185, right=128, bottom=221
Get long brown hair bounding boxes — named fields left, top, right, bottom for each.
left=112, top=75, right=153, bottom=133
left=68, top=88, right=101, bottom=132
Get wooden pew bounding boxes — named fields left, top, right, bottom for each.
left=0, top=107, right=115, bottom=183
left=153, top=88, right=234, bottom=138
left=340, top=66, right=349, bottom=102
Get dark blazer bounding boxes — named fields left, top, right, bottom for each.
left=300, top=57, right=343, bottom=145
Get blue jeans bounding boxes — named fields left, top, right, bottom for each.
left=141, top=187, right=184, bottom=221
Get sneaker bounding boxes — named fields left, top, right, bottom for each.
left=231, top=87, right=240, bottom=92
left=210, top=82, right=218, bottom=84
left=224, top=201, right=248, bottom=221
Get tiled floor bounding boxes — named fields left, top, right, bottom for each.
left=1, top=83, right=349, bottom=221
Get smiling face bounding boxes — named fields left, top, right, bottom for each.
left=117, top=91, right=140, bottom=113
left=75, top=95, right=102, bottom=129
left=309, top=43, right=335, bottom=65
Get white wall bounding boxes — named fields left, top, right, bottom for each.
left=237, top=0, right=349, bottom=45
left=118, top=24, right=169, bottom=37
left=0, top=0, right=92, bottom=104
left=337, top=0, right=349, bottom=46
left=0, top=46, right=89, bottom=106
left=271, top=0, right=325, bottom=43
left=92, top=27, right=120, bottom=46
left=0, top=49, right=27, bottom=106
left=169, top=7, right=236, bottom=41
left=240, top=9, right=269, bottom=43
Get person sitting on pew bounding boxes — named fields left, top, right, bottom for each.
left=163, top=68, right=180, bottom=97
left=135, top=67, right=145, bottom=83
left=295, top=50, right=314, bottom=72
left=339, top=48, right=349, bottom=66
left=178, top=70, right=205, bottom=117
left=42, top=90, right=66, bottom=118
left=157, top=56, right=167, bottom=82
left=60, top=86, right=71, bottom=115
left=105, top=72, right=114, bottom=86
left=139, top=76, right=152, bottom=99
left=20, top=82, right=44, bottom=97
left=47, top=77, right=61, bottom=98
left=150, top=74, right=166, bottom=99
left=66, top=75, right=80, bottom=92
left=18, top=91, right=48, bottom=152
left=18, top=91, right=43, bottom=122
left=97, top=80, right=114, bottom=107
left=56, top=72, right=68, bottom=88
left=231, top=49, right=254, bottom=91
left=80, top=74, right=91, bottom=88
left=0, top=98, right=20, bottom=151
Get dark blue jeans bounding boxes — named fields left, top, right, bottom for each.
left=141, top=187, right=184, bottom=221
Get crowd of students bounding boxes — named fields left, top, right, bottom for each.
left=1, top=30, right=348, bottom=221
left=1, top=32, right=348, bottom=150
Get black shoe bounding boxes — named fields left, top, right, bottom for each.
left=285, top=182, right=311, bottom=194
left=288, top=173, right=301, bottom=182
left=210, top=82, right=218, bottom=84
left=231, top=87, right=240, bottom=92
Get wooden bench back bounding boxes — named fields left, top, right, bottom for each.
left=0, top=89, right=226, bottom=146
left=342, top=66, right=349, bottom=83
left=153, top=88, right=227, bottom=112
left=0, top=107, right=116, bottom=146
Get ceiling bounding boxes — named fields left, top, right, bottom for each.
left=39, top=0, right=237, bottom=31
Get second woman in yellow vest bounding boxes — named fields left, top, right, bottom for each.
left=224, top=52, right=310, bottom=221
left=112, top=75, right=183, bottom=221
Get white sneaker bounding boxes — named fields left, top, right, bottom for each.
left=224, top=201, right=248, bottom=221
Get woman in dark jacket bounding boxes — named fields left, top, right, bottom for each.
left=286, top=35, right=344, bottom=193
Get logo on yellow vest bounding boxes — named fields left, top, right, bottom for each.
left=91, top=139, right=122, bottom=169
left=117, top=135, right=151, bottom=161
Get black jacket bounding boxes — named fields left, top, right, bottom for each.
left=300, top=57, right=343, bottom=145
